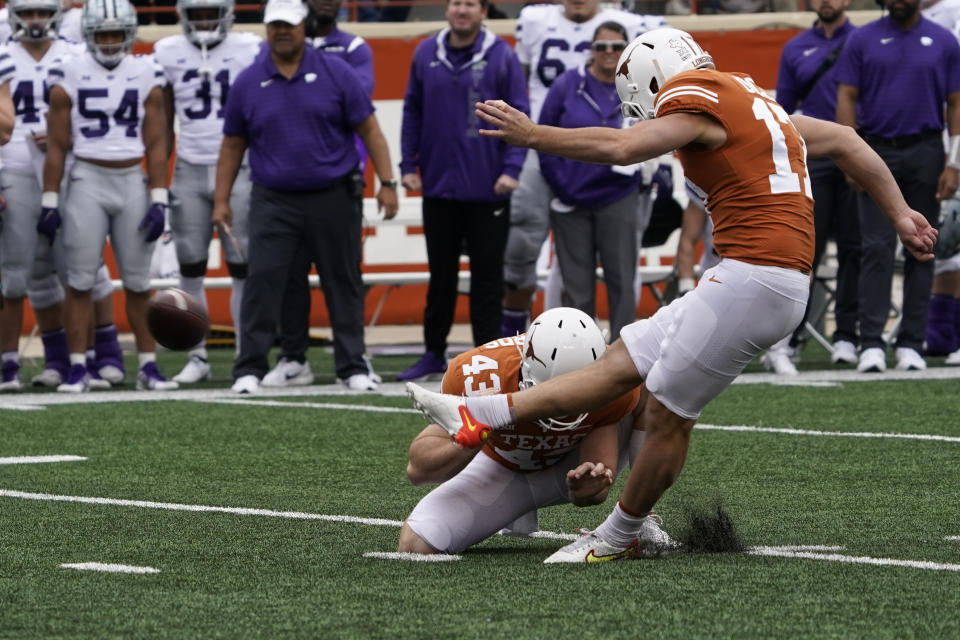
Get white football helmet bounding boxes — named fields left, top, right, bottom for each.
left=518, top=307, right=606, bottom=431
left=615, top=27, right=715, bottom=120
left=177, top=0, right=234, bottom=47
left=9, top=0, right=62, bottom=41
left=82, top=0, right=138, bottom=68
left=936, top=197, right=960, bottom=260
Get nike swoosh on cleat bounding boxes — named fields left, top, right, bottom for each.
left=584, top=545, right=638, bottom=563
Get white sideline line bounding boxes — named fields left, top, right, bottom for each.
left=695, top=424, right=960, bottom=444
left=0, top=404, right=45, bottom=411
left=946, top=536, right=960, bottom=541
left=363, top=552, right=461, bottom=562
left=60, top=562, right=159, bottom=574
left=0, top=489, right=403, bottom=527
left=756, top=545, right=846, bottom=552
left=193, top=398, right=420, bottom=414
left=748, top=547, right=960, bottom=572
left=0, top=455, right=87, bottom=465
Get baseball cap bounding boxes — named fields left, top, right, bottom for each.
left=263, top=0, right=308, bottom=25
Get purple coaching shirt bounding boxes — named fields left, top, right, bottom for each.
left=833, top=15, right=960, bottom=138
left=223, top=45, right=374, bottom=191
left=776, top=19, right=856, bottom=120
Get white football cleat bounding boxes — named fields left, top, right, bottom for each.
left=405, top=382, right=469, bottom=438
left=543, top=530, right=641, bottom=564
left=231, top=374, right=260, bottom=394
left=830, top=340, right=858, bottom=365
left=173, top=355, right=212, bottom=384
left=946, top=349, right=960, bottom=365
left=638, top=514, right=680, bottom=556
left=339, top=372, right=378, bottom=391
left=31, top=368, right=64, bottom=388
left=262, top=358, right=314, bottom=387
left=894, top=347, right=926, bottom=371
left=857, top=347, right=886, bottom=373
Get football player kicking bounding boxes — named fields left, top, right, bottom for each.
left=154, top=0, right=261, bottom=384
left=42, top=0, right=177, bottom=392
left=0, top=0, right=125, bottom=392
left=408, top=28, right=938, bottom=562
left=399, top=307, right=675, bottom=557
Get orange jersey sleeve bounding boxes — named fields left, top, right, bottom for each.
left=443, top=336, right=640, bottom=472
left=655, top=69, right=815, bottom=274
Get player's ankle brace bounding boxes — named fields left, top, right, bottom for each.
left=464, top=394, right=513, bottom=428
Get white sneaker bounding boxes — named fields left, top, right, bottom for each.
left=857, top=347, right=886, bottom=373
left=261, top=358, right=314, bottom=387
left=831, top=340, right=858, bottom=365
left=98, top=364, right=125, bottom=385
left=543, top=530, right=641, bottom=564
left=231, top=374, right=260, bottom=394
left=638, top=514, right=680, bottom=556
left=339, top=372, right=378, bottom=391
left=173, top=355, right=212, bottom=383
left=945, top=349, right=960, bottom=365
left=895, top=347, right=926, bottom=371
left=136, top=363, right=179, bottom=391
left=31, top=368, right=64, bottom=388
left=762, top=348, right=798, bottom=376
left=405, top=382, right=472, bottom=438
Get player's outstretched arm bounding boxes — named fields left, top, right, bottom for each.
left=793, top=114, right=938, bottom=261
left=475, top=100, right=716, bottom=166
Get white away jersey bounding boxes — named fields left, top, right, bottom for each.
left=154, top=31, right=261, bottom=164
left=515, top=4, right=665, bottom=120
left=48, top=52, right=165, bottom=161
left=1, top=39, right=84, bottom=173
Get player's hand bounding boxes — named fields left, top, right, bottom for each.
left=566, top=461, right=615, bottom=507
left=140, top=202, right=166, bottom=242
left=936, top=167, right=959, bottom=202
left=475, top=100, right=536, bottom=147
left=377, top=184, right=399, bottom=220
left=493, top=174, right=518, bottom=196
left=36, top=204, right=62, bottom=246
left=895, top=209, right=939, bottom=261
left=212, top=201, right=232, bottom=229
left=401, top=173, right=421, bottom=193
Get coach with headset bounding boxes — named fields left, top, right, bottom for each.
left=214, top=0, right=398, bottom=394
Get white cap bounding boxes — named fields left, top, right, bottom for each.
left=263, top=0, right=307, bottom=25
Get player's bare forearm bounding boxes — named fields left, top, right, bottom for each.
left=162, top=85, right=176, bottom=159
left=0, top=82, right=14, bottom=145
left=406, top=424, right=480, bottom=485
left=356, top=114, right=394, bottom=185
left=143, top=89, right=168, bottom=189
left=834, top=84, right=858, bottom=130
left=475, top=101, right=711, bottom=166
left=213, top=135, right=247, bottom=205
left=42, top=87, right=71, bottom=192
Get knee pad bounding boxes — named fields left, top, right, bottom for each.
left=226, top=261, right=248, bottom=280
left=1, top=270, right=28, bottom=299
left=179, top=260, right=208, bottom=279
left=26, top=273, right=65, bottom=309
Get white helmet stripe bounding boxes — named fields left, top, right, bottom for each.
left=656, top=84, right=719, bottom=103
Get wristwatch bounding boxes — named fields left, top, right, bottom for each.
left=380, top=180, right=398, bottom=189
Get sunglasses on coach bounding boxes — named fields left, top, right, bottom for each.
left=592, top=40, right=627, bottom=52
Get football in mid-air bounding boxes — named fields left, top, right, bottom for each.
left=146, top=288, right=209, bottom=351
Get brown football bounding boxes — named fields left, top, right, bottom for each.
left=146, top=288, right=209, bottom=351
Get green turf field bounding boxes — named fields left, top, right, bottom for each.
left=1, top=348, right=958, bottom=639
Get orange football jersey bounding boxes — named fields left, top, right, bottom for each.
left=655, top=69, right=815, bottom=274
left=442, top=335, right=641, bottom=472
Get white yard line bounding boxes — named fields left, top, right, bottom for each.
left=0, top=455, right=87, bottom=465
left=0, top=489, right=403, bottom=527
left=193, top=398, right=420, bottom=414
left=60, top=562, right=160, bottom=574
left=748, top=547, right=960, bottom=572
left=362, top=552, right=461, bottom=562
left=695, top=424, right=960, bottom=444
left=4, top=489, right=957, bottom=572
left=946, top=536, right=960, bottom=542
